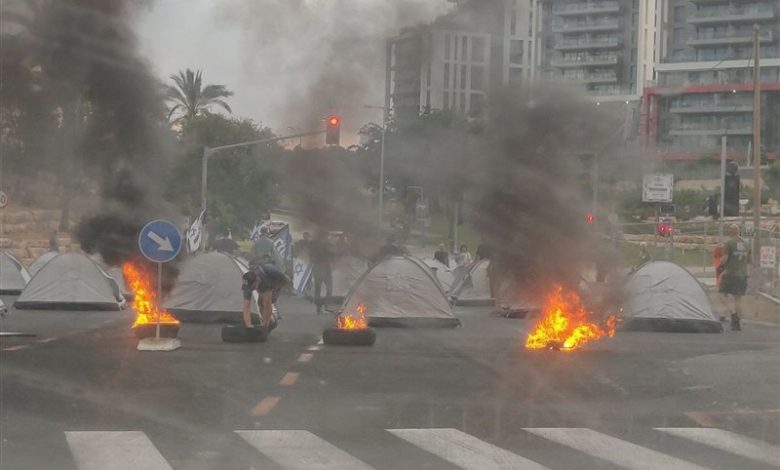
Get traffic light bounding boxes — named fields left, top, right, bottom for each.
left=657, top=220, right=673, bottom=237
left=586, top=213, right=595, bottom=224
left=724, top=174, right=740, bottom=216
left=325, top=114, right=341, bottom=145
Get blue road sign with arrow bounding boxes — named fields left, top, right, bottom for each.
left=139, top=219, right=182, bottom=263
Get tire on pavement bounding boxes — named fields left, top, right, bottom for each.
left=221, top=324, right=268, bottom=343
left=322, top=327, right=376, bottom=346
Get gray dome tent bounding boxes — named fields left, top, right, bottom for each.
left=28, top=251, right=59, bottom=276
left=14, top=253, right=124, bottom=310
left=449, top=259, right=493, bottom=306
left=622, top=261, right=722, bottom=333
left=165, top=252, right=259, bottom=323
left=341, top=255, right=459, bottom=327
left=0, top=251, right=31, bottom=294
left=106, top=266, right=134, bottom=301
left=423, top=258, right=456, bottom=293
left=331, top=255, right=368, bottom=302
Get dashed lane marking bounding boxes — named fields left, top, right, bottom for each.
left=280, top=372, right=299, bottom=386
left=251, top=396, right=281, bottom=417
left=298, top=353, right=313, bottom=363
left=2, top=345, right=30, bottom=352
left=36, top=337, right=58, bottom=343
left=307, top=345, right=323, bottom=351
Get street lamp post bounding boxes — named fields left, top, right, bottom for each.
left=365, top=105, right=389, bottom=226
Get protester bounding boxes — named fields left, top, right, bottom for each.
left=49, top=230, right=59, bottom=252
left=373, top=234, right=406, bottom=263
left=241, top=261, right=290, bottom=329
left=294, top=231, right=311, bottom=259
left=455, top=244, right=472, bottom=267
left=252, top=226, right=283, bottom=267
left=718, top=223, right=750, bottom=331
left=476, top=242, right=492, bottom=261
left=310, top=232, right=333, bottom=314
left=334, top=233, right=349, bottom=257
left=636, top=242, right=651, bottom=268
left=434, top=244, right=450, bottom=267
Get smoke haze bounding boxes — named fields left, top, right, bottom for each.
left=215, top=0, right=452, bottom=134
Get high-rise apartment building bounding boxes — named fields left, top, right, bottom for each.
left=385, top=0, right=537, bottom=118
left=535, top=0, right=658, bottom=102
left=643, top=0, right=780, bottom=161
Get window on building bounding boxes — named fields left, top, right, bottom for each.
left=461, top=64, right=467, bottom=89
left=510, top=40, right=524, bottom=65
left=443, top=92, right=449, bottom=109
left=460, top=92, right=466, bottom=112
left=509, top=68, right=523, bottom=86
left=471, top=65, right=484, bottom=91
left=462, top=36, right=468, bottom=61
left=674, top=6, right=686, bottom=22
left=472, top=37, right=486, bottom=62
left=444, top=63, right=450, bottom=89
left=445, top=34, right=451, bottom=60
left=510, top=9, right=517, bottom=35
left=470, top=93, right=485, bottom=116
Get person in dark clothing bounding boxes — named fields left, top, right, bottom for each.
left=373, top=235, right=406, bottom=263
left=309, top=233, right=333, bottom=314
left=433, top=244, right=450, bottom=267
left=242, top=262, right=290, bottom=328
left=476, top=243, right=492, bottom=261
left=49, top=230, right=59, bottom=252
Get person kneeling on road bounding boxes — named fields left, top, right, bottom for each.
left=241, top=261, right=291, bottom=330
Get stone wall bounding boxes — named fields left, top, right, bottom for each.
left=0, top=209, right=79, bottom=265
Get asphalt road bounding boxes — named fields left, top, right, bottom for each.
left=1, top=293, right=779, bottom=470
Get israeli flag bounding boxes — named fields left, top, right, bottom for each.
left=293, top=257, right=312, bottom=294
left=187, top=209, right=206, bottom=253
left=249, top=223, right=262, bottom=242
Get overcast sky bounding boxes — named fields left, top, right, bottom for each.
left=134, top=0, right=278, bottom=127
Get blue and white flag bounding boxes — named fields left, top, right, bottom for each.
left=249, top=223, right=262, bottom=242
left=271, top=225, right=293, bottom=262
left=292, top=257, right=312, bottom=294
left=187, top=209, right=206, bottom=253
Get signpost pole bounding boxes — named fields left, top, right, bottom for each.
left=156, top=262, right=162, bottom=340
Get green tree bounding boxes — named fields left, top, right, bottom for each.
left=166, top=69, right=233, bottom=125
left=168, top=114, right=281, bottom=238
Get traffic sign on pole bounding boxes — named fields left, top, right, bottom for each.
left=138, top=219, right=182, bottom=263
left=0, top=191, right=9, bottom=209
left=137, top=219, right=182, bottom=352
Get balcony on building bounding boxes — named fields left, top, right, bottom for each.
left=564, top=71, right=618, bottom=84
left=550, top=53, right=619, bottom=67
left=669, top=102, right=754, bottom=114
left=552, top=1, right=620, bottom=16
left=552, top=17, right=620, bottom=33
left=688, top=30, right=774, bottom=47
left=688, top=4, right=776, bottom=24
left=555, top=36, right=621, bottom=51
left=668, top=125, right=753, bottom=136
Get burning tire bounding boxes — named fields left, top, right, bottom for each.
left=134, top=324, right=179, bottom=339
left=221, top=324, right=268, bottom=343
left=322, top=327, right=376, bottom=346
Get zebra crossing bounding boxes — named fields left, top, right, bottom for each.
left=60, top=427, right=780, bottom=470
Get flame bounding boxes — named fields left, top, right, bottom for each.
left=525, top=285, right=615, bottom=352
left=337, top=303, right=368, bottom=330
left=123, top=262, right=179, bottom=327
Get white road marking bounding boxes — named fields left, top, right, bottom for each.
left=65, top=431, right=173, bottom=470
left=298, top=353, right=313, bottom=363
left=523, top=428, right=708, bottom=470
left=655, top=427, right=780, bottom=467
left=389, top=428, right=549, bottom=470
left=236, top=430, right=374, bottom=470
left=316, top=337, right=324, bottom=345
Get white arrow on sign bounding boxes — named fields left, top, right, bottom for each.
left=147, top=231, right=174, bottom=251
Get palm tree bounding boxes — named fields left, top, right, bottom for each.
left=166, top=69, right=233, bottom=124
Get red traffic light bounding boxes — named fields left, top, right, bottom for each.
left=586, top=213, right=595, bottom=224
left=325, top=114, right=341, bottom=145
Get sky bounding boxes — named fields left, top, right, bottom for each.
left=133, top=0, right=449, bottom=143
left=134, top=0, right=280, bottom=127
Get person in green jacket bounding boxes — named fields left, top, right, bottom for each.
left=718, top=224, right=750, bottom=331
